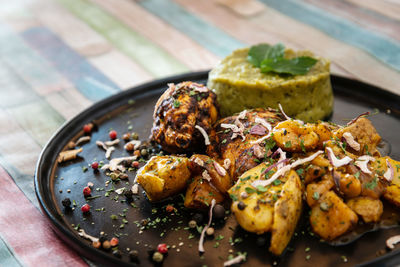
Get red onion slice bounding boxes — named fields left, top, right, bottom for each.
left=346, top=111, right=370, bottom=126
left=202, top=170, right=212, bottom=182
left=195, top=125, right=210, bottom=145
left=213, top=161, right=227, bottom=176
left=223, top=254, right=246, bottom=266
left=387, top=235, right=400, bottom=249
left=278, top=103, right=291, bottom=121
left=383, top=159, right=394, bottom=182
left=342, top=132, right=360, bottom=151
left=199, top=199, right=216, bottom=253
left=326, top=147, right=353, bottom=167
left=253, top=144, right=266, bottom=158
left=255, top=117, right=272, bottom=132
left=355, top=155, right=375, bottom=174
left=250, top=125, right=267, bottom=136
left=223, top=158, right=231, bottom=170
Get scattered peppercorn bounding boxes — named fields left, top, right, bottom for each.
left=141, top=219, right=149, bottom=226
left=129, top=250, right=139, bottom=262
left=61, top=198, right=71, bottom=208
left=124, top=189, right=133, bottom=199
left=110, top=237, right=119, bottom=247
left=83, top=186, right=91, bottom=197
left=125, top=143, right=134, bottom=152
left=119, top=173, right=129, bottom=180
left=206, top=227, right=215, bottom=236
left=91, top=162, right=99, bottom=170
left=102, top=240, right=111, bottom=250
left=237, top=201, right=246, bottom=210
left=152, top=252, right=164, bottom=263
left=81, top=204, right=90, bottom=213
left=193, top=213, right=204, bottom=224
left=109, top=130, right=117, bottom=140
left=213, top=204, right=225, bottom=219
left=83, top=124, right=92, bottom=134
left=165, top=205, right=174, bottom=213
left=133, top=150, right=141, bottom=157
left=132, top=161, right=140, bottom=168
left=112, top=250, right=122, bottom=258
left=140, top=148, right=148, bottom=157
left=157, top=243, right=168, bottom=254
left=188, top=220, right=197, bottom=229
left=92, top=240, right=101, bottom=249
left=131, top=132, right=139, bottom=140
left=122, top=133, right=131, bottom=141
left=256, top=236, right=267, bottom=246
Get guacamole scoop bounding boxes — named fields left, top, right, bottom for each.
left=207, top=47, right=333, bottom=122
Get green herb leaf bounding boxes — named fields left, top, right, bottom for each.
left=247, top=43, right=285, bottom=67
left=312, top=192, right=320, bottom=200
left=256, top=185, right=268, bottom=192
left=273, top=179, right=281, bottom=186
left=260, top=56, right=317, bottom=75
left=245, top=187, right=256, bottom=194
left=173, top=100, right=181, bottom=108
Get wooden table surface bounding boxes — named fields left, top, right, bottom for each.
left=0, top=0, right=399, bottom=266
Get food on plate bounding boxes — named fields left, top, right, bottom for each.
left=185, top=154, right=232, bottom=209
left=207, top=44, right=333, bottom=121
left=207, top=108, right=285, bottom=180
left=150, top=81, right=219, bottom=153
left=228, top=165, right=303, bottom=255
left=136, top=155, right=191, bottom=202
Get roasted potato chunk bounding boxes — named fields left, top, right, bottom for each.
left=229, top=163, right=303, bottom=255
left=384, top=185, right=400, bottom=207
left=229, top=163, right=275, bottom=234
left=270, top=170, right=303, bottom=255
left=310, top=191, right=358, bottom=240
left=334, top=117, right=381, bottom=156
left=347, top=197, right=383, bottom=223
left=136, top=156, right=191, bottom=202
left=184, top=154, right=232, bottom=209
left=306, top=178, right=334, bottom=207
left=184, top=176, right=225, bottom=209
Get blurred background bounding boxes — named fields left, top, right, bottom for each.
left=0, top=0, right=399, bottom=266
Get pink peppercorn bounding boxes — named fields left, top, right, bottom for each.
left=109, top=130, right=117, bottom=140
left=81, top=204, right=90, bottom=213
left=157, top=243, right=168, bottom=254
left=83, top=186, right=91, bottom=197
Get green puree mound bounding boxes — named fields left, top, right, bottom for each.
left=207, top=47, right=333, bottom=122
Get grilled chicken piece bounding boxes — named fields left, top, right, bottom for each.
left=151, top=82, right=219, bottom=153
left=207, top=108, right=284, bottom=181
left=184, top=154, right=232, bottom=209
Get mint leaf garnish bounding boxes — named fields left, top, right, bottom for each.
left=248, top=43, right=317, bottom=75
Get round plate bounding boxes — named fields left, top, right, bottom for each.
left=35, top=71, right=400, bottom=267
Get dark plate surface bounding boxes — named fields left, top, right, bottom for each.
left=35, top=71, right=400, bottom=267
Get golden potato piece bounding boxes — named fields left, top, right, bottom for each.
left=306, top=178, right=334, bottom=207
left=229, top=163, right=276, bottom=234
left=310, top=191, right=358, bottom=240
left=347, top=197, right=383, bottom=223
left=184, top=175, right=225, bottom=209
left=136, top=156, right=191, bottom=202
left=372, top=157, right=400, bottom=187
left=270, top=170, right=303, bottom=255
left=384, top=185, right=400, bottom=207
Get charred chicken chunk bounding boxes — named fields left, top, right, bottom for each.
left=150, top=82, right=219, bottom=153
left=207, top=108, right=284, bottom=181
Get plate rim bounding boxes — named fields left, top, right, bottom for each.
left=34, top=71, right=400, bottom=266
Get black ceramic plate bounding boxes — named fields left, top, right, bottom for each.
left=35, top=71, right=400, bottom=267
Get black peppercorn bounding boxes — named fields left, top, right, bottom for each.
left=124, top=189, right=133, bottom=199
left=129, top=250, right=139, bottom=262
left=212, top=204, right=225, bottom=219
left=193, top=213, right=204, bottom=224
left=256, top=236, right=267, bottom=246
left=61, top=198, right=71, bottom=208
left=99, top=235, right=107, bottom=243
left=112, top=249, right=122, bottom=258
left=237, top=201, right=246, bottom=210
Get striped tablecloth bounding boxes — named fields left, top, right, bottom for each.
left=0, top=0, right=399, bottom=266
